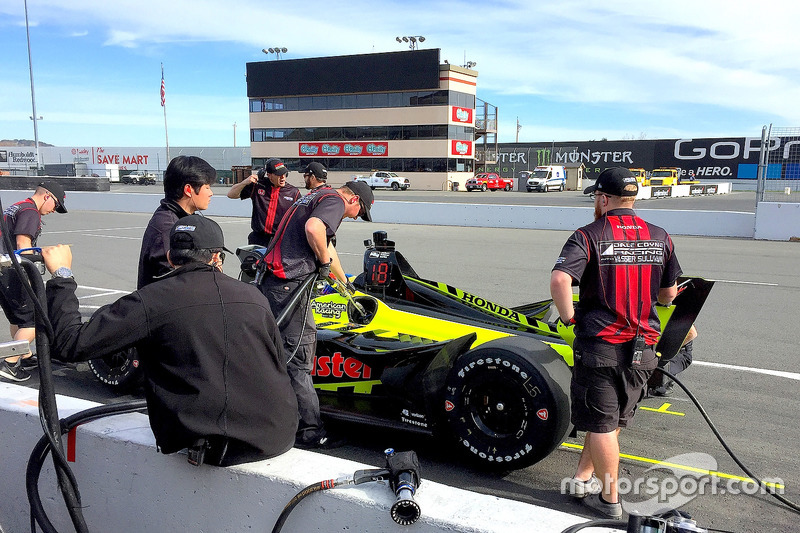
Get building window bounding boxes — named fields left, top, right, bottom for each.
left=249, top=90, right=475, bottom=113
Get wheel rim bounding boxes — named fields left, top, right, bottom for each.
left=464, top=374, right=528, bottom=438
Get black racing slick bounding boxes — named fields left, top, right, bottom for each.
left=137, top=199, right=191, bottom=288
left=46, top=263, right=299, bottom=458
left=553, top=208, right=681, bottom=346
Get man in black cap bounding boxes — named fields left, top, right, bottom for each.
left=227, top=158, right=301, bottom=247
left=550, top=167, right=682, bottom=518
left=0, top=181, right=67, bottom=382
left=301, top=162, right=331, bottom=193
left=259, top=180, right=373, bottom=449
left=42, top=215, right=298, bottom=466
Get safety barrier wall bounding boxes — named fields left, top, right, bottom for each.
left=0, top=383, right=596, bottom=533
left=754, top=202, right=800, bottom=240
left=0, top=189, right=758, bottom=239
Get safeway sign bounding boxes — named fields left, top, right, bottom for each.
left=451, top=140, right=473, bottom=157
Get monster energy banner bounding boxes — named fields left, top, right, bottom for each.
left=492, top=137, right=799, bottom=180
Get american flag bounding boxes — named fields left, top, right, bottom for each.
left=160, top=65, right=166, bottom=107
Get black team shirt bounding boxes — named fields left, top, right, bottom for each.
left=553, top=208, right=682, bottom=346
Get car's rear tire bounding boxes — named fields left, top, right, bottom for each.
left=391, top=182, right=399, bottom=190
left=88, top=347, right=144, bottom=391
left=442, top=337, right=571, bottom=470
left=504, top=184, right=511, bottom=191
left=481, top=183, right=487, bottom=192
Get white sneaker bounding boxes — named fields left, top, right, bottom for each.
left=566, top=474, right=602, bottom=498
left=583, top=493, right=623, bottom=519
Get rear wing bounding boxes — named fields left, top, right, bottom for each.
left=655, top=277, right=715, bottom=362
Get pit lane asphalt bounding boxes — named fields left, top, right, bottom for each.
left=6, top=203, right=798, bottom=533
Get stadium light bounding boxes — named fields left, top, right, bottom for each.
left=395, top=35, right=426, bottom=50
left=262, top=47, right=288, bottom=60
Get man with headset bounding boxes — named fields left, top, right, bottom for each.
left=551, top=167, right=681, bottom=518
left=226, top=159, right=301, bottom=247
left=137, top=155, right=216, bottom=289
left=43, top=215, right=298, bottom=466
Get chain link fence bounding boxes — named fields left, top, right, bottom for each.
left=756, top=125, right=800, bottom=202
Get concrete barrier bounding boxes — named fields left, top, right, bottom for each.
left=0, top=383, right=605, bottom=533
left=754, top=202, right=800, bottom=240
left=0, top=190, right=758, bottom=238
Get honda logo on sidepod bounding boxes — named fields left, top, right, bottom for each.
left=537, top=409, right=548, bottom=421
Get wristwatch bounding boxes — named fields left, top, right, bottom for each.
left=52, top=267, right=74, bottom=279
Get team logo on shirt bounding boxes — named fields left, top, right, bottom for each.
left=600, top=240, right=664, bottom=265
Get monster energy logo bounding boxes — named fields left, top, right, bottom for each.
left=537, top=149, right=551, bottom=166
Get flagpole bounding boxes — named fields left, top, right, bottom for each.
left=161, top=63, right=170, bottom=163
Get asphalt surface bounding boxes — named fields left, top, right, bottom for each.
left=3, top=193, right=799, bottom=532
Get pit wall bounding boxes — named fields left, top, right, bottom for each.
left=0, top=383, right=601, bottom=533
left=3, top=188, right=795, bottom=241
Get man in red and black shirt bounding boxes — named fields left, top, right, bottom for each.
left=0, top=181, right=67, bottom=382
left=227, top=158, right=301, bottom=247
left=550, top=167, right=681, bottom=518
left=259, top=180, right=373, bottom=449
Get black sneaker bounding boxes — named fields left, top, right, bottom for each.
left=0, top=359, right=32, bottom=382
left=295, top=434, right=347, bottom=450
left=20, top=355, right=38, bottom=370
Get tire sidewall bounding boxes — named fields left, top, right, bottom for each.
left=88, top=346, right=144, bottom=390
left=443, top=341, right=571, bottom=469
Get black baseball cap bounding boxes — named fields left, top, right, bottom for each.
left=265, top=159, right=288, bottom=176
left=584, top=167, right=639, bottom=197
left=344, top=181, right=374, bottom=222
left=39, top=181, right=67, bottom=213
left=170, top=215, right=232, bottom=253
left=303, top=162, right=327, bottom=181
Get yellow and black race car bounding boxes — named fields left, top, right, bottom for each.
left=304, top=230, right=712, bottom=470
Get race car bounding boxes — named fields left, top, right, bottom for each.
left=90, top=230, right=712, bottom=471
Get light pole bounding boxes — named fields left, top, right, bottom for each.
left=262, top=47, right=288, bottom=60
left=395, top=36, right=426, bottom=51
left=463, top=60, right=477, bottom=69
left=233, top=122, right=237, bottom=147
left=24, top=0, right=41, bottom=172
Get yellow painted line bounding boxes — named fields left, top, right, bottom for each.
left=559, top=442, right=784, bottom=489
left=639, top=402, right=685, bottom=416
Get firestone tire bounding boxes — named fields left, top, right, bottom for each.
left=442, top=337, right=572, bottom=470
left=88, top=346, right=145, bottom=391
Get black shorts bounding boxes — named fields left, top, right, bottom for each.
left=0, top=268, right=36, bottom=328
left=570, top=338, right=657, bottom=433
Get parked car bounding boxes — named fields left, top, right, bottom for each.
left=121, top=171, right=157, bottom=185
left=522, top=166, right=566, bottom=192
left=354, top=171, right=410, bottom=190
left=466, top=172, right=514, bottom=191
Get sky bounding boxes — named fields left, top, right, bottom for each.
left=1, top=0, right=799, bottom=148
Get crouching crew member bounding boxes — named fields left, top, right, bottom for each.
left=43, top=215, right=298, bottom=466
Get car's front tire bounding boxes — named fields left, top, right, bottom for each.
left=391, top=182, right=400, bottom=191
left=481, top=183, right=487, bottom=192
left=442, top=337, right=571, bottom=471
left=88, top=347, right=144, bottom=391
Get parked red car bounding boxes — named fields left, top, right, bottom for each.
left=465, top=172, right=514, bottom=191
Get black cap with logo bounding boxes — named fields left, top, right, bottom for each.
left=583, top=167, right=639, bottom=197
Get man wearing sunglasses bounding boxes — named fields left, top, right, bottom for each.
left=227, top=158, right=301, bottom=248
left=550, top=167, right=681, bottom=519
left=301, top=162, right=331, bottom=193
left=0, top=181, right=67, bottom=382
left=259, top=180, right=373, bottom=449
